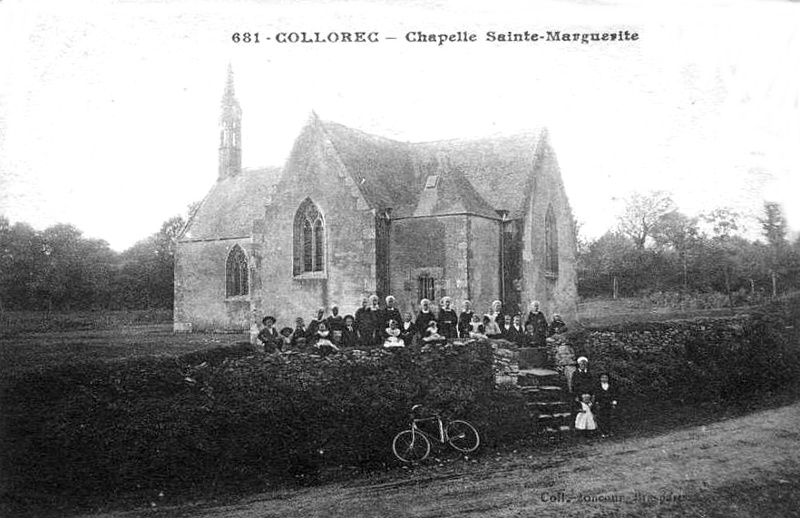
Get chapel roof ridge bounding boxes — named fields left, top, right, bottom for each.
left=317, top=118, right=548, bottom=147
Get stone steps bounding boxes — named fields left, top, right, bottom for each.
left=493, top=349, right=574, bottom=434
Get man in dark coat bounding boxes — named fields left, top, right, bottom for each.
left=290, top=317, right=308, bottom=349
left=354, top=297, right=369, bottom=341
left=363, top=295, right=383, bottom=346
left=593, top=372, right=619, bottom=437
left=524, top=300, right=549, bottom=347
left=340, top=315, right=360, bottom=348
left=307, top=307, right=325, bottom=337
left=500, top=314, right=518, bottom=343
left=510, top=314, right=525, bottom=346
left=326, top=305, right=344, bottom=333
left=398, top=312, right=416, bottom=345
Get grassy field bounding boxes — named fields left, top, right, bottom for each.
left=576, top=297, right=752, bottom=327
left=0, top=309, right=248, bottom=377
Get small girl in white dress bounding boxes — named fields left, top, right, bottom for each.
left=574, top=393, right=597, bottom=436
left=383, top=319, right=405, bottom=348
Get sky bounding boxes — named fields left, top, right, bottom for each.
left=0, top=0, right=798, bottom=251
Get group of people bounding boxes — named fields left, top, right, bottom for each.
left=257, top=296, right=568, bottom=354
left=563, top=355, right=619, bottom=438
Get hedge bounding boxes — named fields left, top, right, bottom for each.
left=0, top=340, right=502, bottom=507
left=563, top=293, right=800, bottom=404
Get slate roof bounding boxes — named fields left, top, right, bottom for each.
left=394, top=157, right=500, bottom=219
left=320, top=120, right=547, bottom=220
left=410, top=132, right=546, bottom=219
left=318, top=121, right=419, bottom=210
left=180, top=166, right=282, bottom=241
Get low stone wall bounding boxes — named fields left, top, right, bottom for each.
left=563, top=300, right=800, bottom=403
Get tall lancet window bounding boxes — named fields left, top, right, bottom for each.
left=544, top=205, right=559, bottom=278
left=294, top=198, right=325, bottom=275
left=226, top=245, right=249, bottom=297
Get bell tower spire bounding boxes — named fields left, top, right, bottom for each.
left=218, top=63, right=242, bottom=180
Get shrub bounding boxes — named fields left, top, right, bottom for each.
left=0, top=341, right=496, bottom=507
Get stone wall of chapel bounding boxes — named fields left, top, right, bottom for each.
left=466, top=216, right=502, bottom=316
left=389, top=215, right=474, bottom=317
left=254, top=123, right=377, bottom=327
left=519, top=140, right=579, bottom=323
left=174, top=238, right=253, bottom=333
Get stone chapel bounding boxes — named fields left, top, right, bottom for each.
left=174, top=68, right=578, bottom=335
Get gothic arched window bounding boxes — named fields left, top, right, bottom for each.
left=226, top=245, right=249, bottom=297
left=294, top=198, right=325, bottom=275
left=544, top=205, right=559, bottom=278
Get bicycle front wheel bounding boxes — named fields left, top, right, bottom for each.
left=392, top=430, right=431, bottom=463
left=447, top=420, right=480, bottom=452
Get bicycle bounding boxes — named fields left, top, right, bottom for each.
left=391, top=404, right=480, bottom=463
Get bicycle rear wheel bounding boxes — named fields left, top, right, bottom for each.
left=447, top=420, right=480, bottom=452
left=392, top=430, right=431, bottom=462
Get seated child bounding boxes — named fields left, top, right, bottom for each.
left=468, top=313, right=486, bottom=339
left=422, top=321, right=447, bottom=344
left=312, top=322, right=340, bottom=355
left=279, top=327, right=294, bottom=350
left=483, top=315, right=502, bottom=339
left=257, top=316, right=283, bottom=354
left=383, top=319, right=405, bottom=348
left=574, top=393, right=597, bottom=437
left=550, top=313, right=568, bottom=335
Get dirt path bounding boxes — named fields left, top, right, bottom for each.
left=84, top=402, right=800, bottom=518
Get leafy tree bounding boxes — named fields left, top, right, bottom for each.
left=652, top=211, right=700, bottom=289
left=759, top=201, right=792, bottom=297
left=700, top=208, right=742, bottom=312
left=114, top=214, right=185, bottom=309
left=760, top=201, right=788, bottom=248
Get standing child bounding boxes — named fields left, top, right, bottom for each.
left=438, top=297, right=458, bottom=340
left=554, top=340, right=577, bottom=393
left=574, top=393, right=597, bottom=437
left=594, top=373, right=619, bottom=437
left=458, top=300, right=474, bottom=339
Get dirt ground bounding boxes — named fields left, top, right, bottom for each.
left=78, top=400, right=800, bottom=518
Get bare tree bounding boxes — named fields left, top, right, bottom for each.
left=617, top=191, right=675, bottom=250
